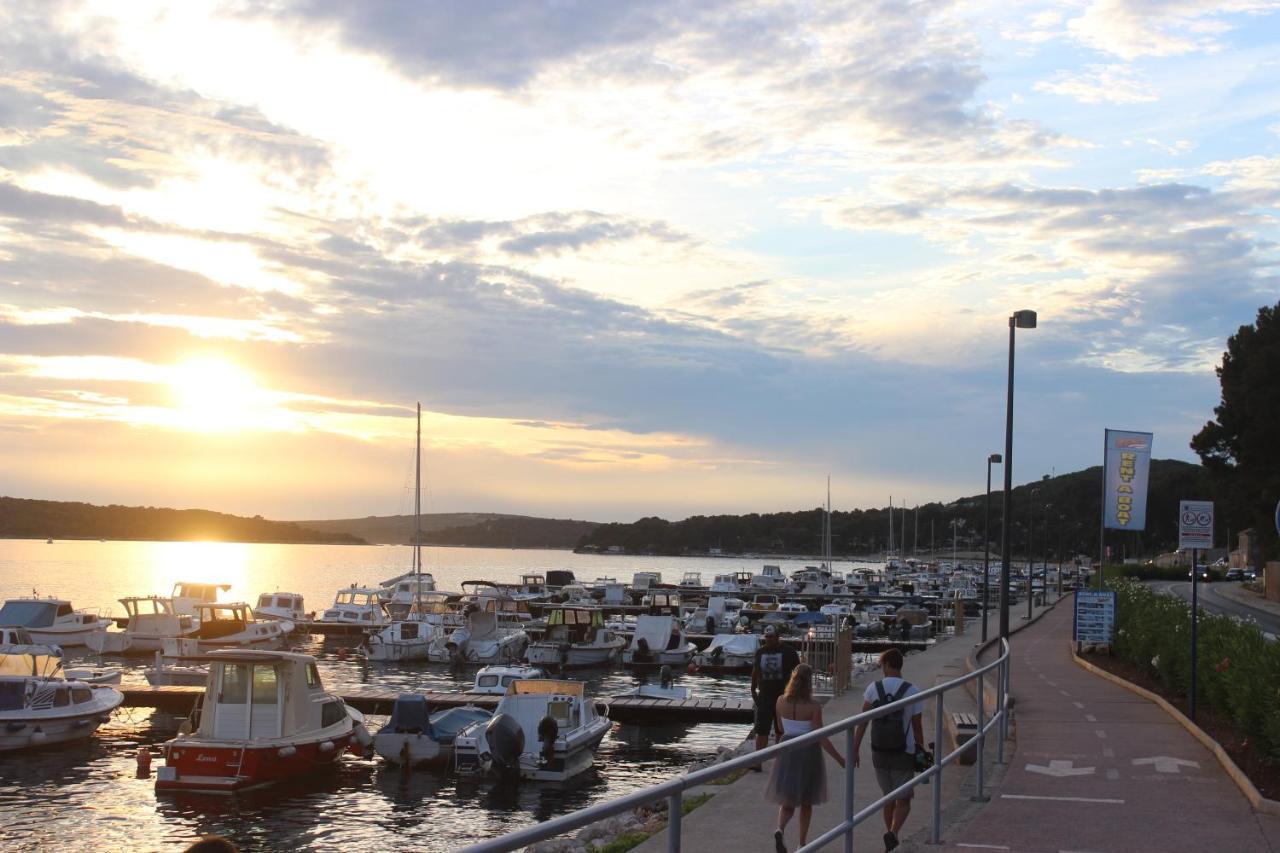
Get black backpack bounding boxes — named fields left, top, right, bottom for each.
left=870, top=680, right=912, bottom=753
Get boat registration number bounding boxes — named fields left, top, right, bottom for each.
left=157, top=766, right=177, bottom=781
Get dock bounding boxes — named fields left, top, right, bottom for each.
left=119, top=686, right=753, bottom=725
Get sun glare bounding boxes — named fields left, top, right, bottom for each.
left=169, top=357, right=274, bottom=432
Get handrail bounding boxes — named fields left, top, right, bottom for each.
left=461, top=637, right=1011, bottom=853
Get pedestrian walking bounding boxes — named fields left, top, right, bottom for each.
left=750, top=624, right=799, bottom=766
left=764, top=664, right=845, bottom=853
left=852, top=648, right=924, bottom=853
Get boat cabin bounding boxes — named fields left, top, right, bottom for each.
left=123, top=596, right=192, bottom=632
left=631, top=571, right=662, bottom=592
left=192, top=604, right=255, bottom=639
left=0, top=627, right=36, bottom=646
left=0, top=598, right=73, bottom=629
left=678, top=572, right=703, bottom=588
left=191, top=650, right=347, bottom=741
left=641, top=590, right=681, bottom=611
left=543, top=608, right=606, bottom=644
left=256, top=593, right=305, bottom=617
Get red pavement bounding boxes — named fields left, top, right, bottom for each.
left=940, top=601, right=1280, bottom=853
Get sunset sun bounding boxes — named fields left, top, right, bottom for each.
left=168, top=357, right=270, bottom=432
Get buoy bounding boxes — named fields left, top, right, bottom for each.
left=136, top=748, right=151, bottom=776
left=686, top=662, right=698, bottom=675
left=277, top=745, right=297, bottom=758
left=319, top=740, right=335, bottom=754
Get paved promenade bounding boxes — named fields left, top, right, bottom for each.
left=940, top=601, right=1280, bottom=853
left=632, top=603, right=1056, bottom=853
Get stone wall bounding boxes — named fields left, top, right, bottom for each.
left=1266, top=561, right=1280, bottom=603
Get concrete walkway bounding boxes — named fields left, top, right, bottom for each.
left=938, top=600, right=1280, bottom=853
left=632, top=599, right=1060, bottom=853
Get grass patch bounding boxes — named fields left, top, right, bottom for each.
left=708, top=767, right=749, bottom=786
left=681, top=792, right=713, bottom=814
left=593, top=831, right=650, bottom=853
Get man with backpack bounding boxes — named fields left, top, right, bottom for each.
left=852, top=648, right=924, bottom=852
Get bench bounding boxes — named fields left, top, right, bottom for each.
left=946, top=711, right=979, bottom=766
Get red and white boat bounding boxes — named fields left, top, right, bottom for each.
left=156, top=650, right=370, bottom=793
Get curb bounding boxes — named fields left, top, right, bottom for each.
left=1070, top=646, right=1280, bottom=817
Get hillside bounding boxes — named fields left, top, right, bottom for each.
left=575, top=459, right=1210, bottom=559
left=0, top=497, right=366, bottom=545
left=299, top=513, right=600, bottom=548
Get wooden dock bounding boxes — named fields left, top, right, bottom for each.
left=119, top=686, right=753, bottom=725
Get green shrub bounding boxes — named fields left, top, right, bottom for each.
left=594, top=832, right=651, bottom=853
left=1109, top=579, right=1280, bottom=760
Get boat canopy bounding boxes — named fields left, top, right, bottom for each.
left=546, top=608, right=603, bottom=628
left=0, top=646, right=63, bottom=677
left=631, top=614, right=677, bottom=650
left=387, top=694, right=431, bottom=732
left=701, top=633, right=760, bottom=657
left=508, top=679, right=585, bottom=697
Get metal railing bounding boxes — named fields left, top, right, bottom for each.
left=461, top=637, right=1011, bottom=853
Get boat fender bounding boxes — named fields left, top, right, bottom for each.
left=30, top=727, right=46, bottom=745
left=537, top=716, right=557, bottom=762
left=319, top=740, right=336, bottom=754
left=278, top=745, right=297, bottom=759
left=353, top=722, right=374, bottom=748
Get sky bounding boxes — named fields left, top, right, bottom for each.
left=1, top=0, right=1277, bottom=523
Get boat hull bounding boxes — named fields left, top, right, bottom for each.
left=525, top=644, right=620, bottom=669
left=373, top=732, right=448, bottom=766
left=28, top=626, right=106, bottom=648
left=0, top=711, right=113, bottom=751
left=157, top=734, right=355, bottom=793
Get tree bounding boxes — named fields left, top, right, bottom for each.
left=1191, top=300, right=1280, bottom=565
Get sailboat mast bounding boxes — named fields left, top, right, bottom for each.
left=414, top=402, right=422, bottom=617
left=825, top=476, right=832, bottom=570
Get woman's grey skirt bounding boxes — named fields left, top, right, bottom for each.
left=763, top=734, right=828, bottom=807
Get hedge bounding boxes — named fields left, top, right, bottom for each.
left=1109, top=579, right=1280, bottom=761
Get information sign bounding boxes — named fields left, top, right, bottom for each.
left=1178, top=500, right=1214, bottom=551
left=1074, top=589, right=1116, bottom=645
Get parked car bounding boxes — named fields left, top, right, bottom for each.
left=1225, top=568, right=1244, bottom=581
left=1244, top=568, right=1257, bottom=581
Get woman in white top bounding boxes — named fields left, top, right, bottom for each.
left=764, top=663, right=845, bottom=852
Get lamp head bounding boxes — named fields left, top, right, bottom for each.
left=988, top=453, right=1002, bottom=464
left=1012, top=309, right=1037, bottom=329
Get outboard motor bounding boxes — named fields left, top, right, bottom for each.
left=447, top=627, right=471, bottom=668
left=537, top=716, right=558, bottom=763
left=659, top=664, right=675, bottom=689
left=633, top=636, right=652, bottom=664
left=484, top=713, right=525, bottom=778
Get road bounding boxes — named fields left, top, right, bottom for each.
left=1148, top=579, right=1280, bottom=639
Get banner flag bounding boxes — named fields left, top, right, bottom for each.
left=1103, top=429, right=1153, bottom=531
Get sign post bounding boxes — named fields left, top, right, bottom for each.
left=1179, top=500, right=1214, bottom=722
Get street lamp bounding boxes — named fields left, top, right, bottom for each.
left=1057, top=513, right=1067, bottom=598
left=999, top=309, right=1037, bottom=641
left=1026, top=487, right=1040, bottom=620
left=982, top=453, right=1001, bottom=643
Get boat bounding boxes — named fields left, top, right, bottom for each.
left=426, top=601, right=528, bottom=666
left=708, top=573, right=741, bottom=595
left=750, top=564, right=787, bottom=592
left=372, top=695, right=490, bottom=767
left=87, top=596, right=196, bottom=655
left=454, top=679, right=610, bottom=782
left=525, top=607, right=625, bottom=669
left=171, top=582, right=231, bottom=618
left=0, top=645, right=123, bottom=751
left=319, top=585, right=389, bottom=629
left=472, top=665, right=546, bottom=695
left=682, top=596, right=745, bottom=635
left=0, top=597, right=113, bottom=648
left=156, top=650, right=370, bottom=793
left=160, top=603, right=293, bottom=655
left=692, top=633, right=760, bottom=673
left=621, top=614, right=697, bottom=668
left=253, top=592, right=307, bottom=623
left=145, top=651, right=208, bottom=686
left=677, top=571, right=704, bottom=591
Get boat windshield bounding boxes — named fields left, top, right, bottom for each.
left=0, top=651, right=61, bottom=677
left=0, top=601, right=57, bottom=628
left=0, top=681, right=25, bottom=711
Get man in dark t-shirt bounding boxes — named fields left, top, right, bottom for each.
left=750, top=624, right=800, bottom=763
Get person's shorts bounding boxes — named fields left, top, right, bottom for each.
left=753, top=692, right=781, bottom=737
left=872, top=750, right=916, bottom=800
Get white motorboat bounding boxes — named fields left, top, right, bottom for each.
left=454, top=680, right=610, bottom=782
left=372, top=695, right=490, bottom=767
left=0, top=597, right=112, bottom=648
left=254, top=592, right=307, bottom=622
left=708, top=573, right=741, bottom=595
left=683, top=596, right=745, bottom=635
left=692, top=633, right=760, bottom=673
left=621, top=614, right=697, bottom=668
left=426, top=604, right=528, bottom=666
left=171, top=582, right=231, bottom=618
left=677, top=571, right=704, bottom=591
left=381, top=575, right=439, bottom=619
left=87, top=596, right=196, bottom=655
left=788, top=568, right=834, bottom=596
left=525, top=607, right=625, bottom=669
left=160, top=603, right=293, bottom=656
left=0, top=645, right=123, bottom=751
left=750, top=564, right=787, bottom=592
left=366, top=597, right=452, bottom=663
left=156, top=650, right=370, bottom=793
left=320, top=585, right=389, bottom=629
left=62, top=664, right=123, bottom=685
left=472, top=665, right=546, bottom=695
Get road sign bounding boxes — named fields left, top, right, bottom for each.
left=1178, top=500, right=1213, bottom=551
left=1074, top=589, right=1116, bottom=644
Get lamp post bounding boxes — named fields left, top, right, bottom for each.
left=982, top=453, right=1001, bottom=643
left=1026, top=487, right=1039, bottom=620
left=999, top=309, right=1037, bottom=641
left=1057, top=513, right=1067, bottom=599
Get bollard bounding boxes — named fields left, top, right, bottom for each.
left=667, top=791, right=682, bottom=853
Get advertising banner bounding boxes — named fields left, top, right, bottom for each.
left=1103, top=429, right=1153, bottom=530
left=1074, top=589, right=1116, bottom=644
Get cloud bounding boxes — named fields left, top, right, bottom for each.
left=1066, top=0, right=1280, bottom=59
left=1034, top=64, right=1158, bottom=104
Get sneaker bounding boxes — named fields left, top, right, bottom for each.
left=774, top=829, right=787, bottom=853
left=883, top=830, right=899, bottom=852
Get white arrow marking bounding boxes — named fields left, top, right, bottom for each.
left=1025, top=760, right=1095, bottom=777
left=1132, top=756, right=1199, bottom=774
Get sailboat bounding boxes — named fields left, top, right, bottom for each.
left=367, top=404, right=446, bottom=663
